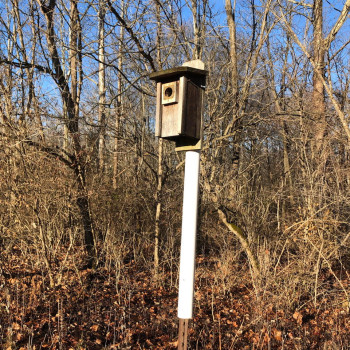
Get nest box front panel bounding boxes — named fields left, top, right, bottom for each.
left=162, top=82, right=178, bottom=105
left=156, top=78, right=185, bottom=139
left=152, top=68, right=206, bottom=141
left=162, top=103, right=179, bottom=137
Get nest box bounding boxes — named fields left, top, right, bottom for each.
left=150, top=65, right=207, bottom=147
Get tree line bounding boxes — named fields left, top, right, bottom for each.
left=1, top=0, right=350, bottom=304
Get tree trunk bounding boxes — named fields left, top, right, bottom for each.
left=153, top=0, right=162, bottom=279
left=266, top=34, right=294, bottom=207
left=312, top=0, right=326, bottom=153
left=190, top=0, right=207, bottom=60
left=37, top=0, right=96, bottom=267
left=225, top=0, right=243, bottom=175
left=113, top=0, right=124, bottom=190
left=98, top=0, right=106, bottom=171
left=76, top=179, right=95, bottom=268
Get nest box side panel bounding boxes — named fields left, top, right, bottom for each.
left=178, top=76, right=187, bottom=135
left=155, top=82, right=162, bottom=137
left=184, top=80, right=201, bottom=140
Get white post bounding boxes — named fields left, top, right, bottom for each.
left=177, top=150, right=200, bottom=319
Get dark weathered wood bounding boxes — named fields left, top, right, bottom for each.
left=162, top=103, right=179, bottom=137
left=184, top=80, right=201, bottom=139
left=150, top=66, right=207, bottom=81
left=151, top=65, right=206, bottom=145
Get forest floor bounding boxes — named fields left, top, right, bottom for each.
left=1, top=247, right=350, bottom=349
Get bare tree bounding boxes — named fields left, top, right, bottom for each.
left=0, top=0, right=97, bottom=266
left=153, top=0, right=163, bottom=279
left=202, top=0, right=278, bottom=280
left=311, top=0, right=326, bottom=153
left=97, top=0, right=107, bottom=171
left=112, top=0, right=125, bottom=190
left=190, top=0, right=207, bottom=60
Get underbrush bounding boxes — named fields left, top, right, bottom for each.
left=1, top=244, right=349, bottom=349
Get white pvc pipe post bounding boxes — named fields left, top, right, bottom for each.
left=177, top=150, right=200, bottom=319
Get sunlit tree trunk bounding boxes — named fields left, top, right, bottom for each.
left=225, top=0, right=240, bottom=172
left=69, top=0, right=79, bottom=119
left=113, top=0, right=124, bottom=190
left=1, top=0, right=14, bottom=123
left=190, top=0, right=207, bottom=60
left=153, top=0, right=162, bottom=279
left=225, top=0, right=238, bottom=109
left=265, top=31, right=294, bottom=208
left=312, top=0, right=326, bottom=154
left=153, top=138, right=162, bottom=278
left=98, top=0, right=106, bottom=171
left=36, top=0, right=96, bottom=267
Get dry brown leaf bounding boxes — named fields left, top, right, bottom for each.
left=272, top=328, right=282, bottom=342
left=293, top=311, right=303, bottom=325
left=12, top=322, right=20, bottom=330
left=90, top=324, right=99, bottom=332
left=15, top=332, right=23, bottom=341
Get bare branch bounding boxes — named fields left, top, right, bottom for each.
left=278, top=7, right=350, bottom=144
left=0, top=58, right=53, bottom=75
left=324, top=0, right=350, bottom=51
left=106, top=0, right=156, bottom=72
left=287, top=0, right=312, bottom=8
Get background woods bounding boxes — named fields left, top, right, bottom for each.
left=1, top=0, right=350, bottom=348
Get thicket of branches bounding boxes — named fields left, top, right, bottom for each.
left=1, top=0, right=350, bottom=347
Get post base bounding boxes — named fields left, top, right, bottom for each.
left=178, top=318, right=189, bottom=350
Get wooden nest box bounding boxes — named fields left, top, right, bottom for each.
left=150, top=65, right=207, bottom=149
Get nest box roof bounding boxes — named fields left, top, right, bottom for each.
left=149, top=66, right=208, bottom=82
